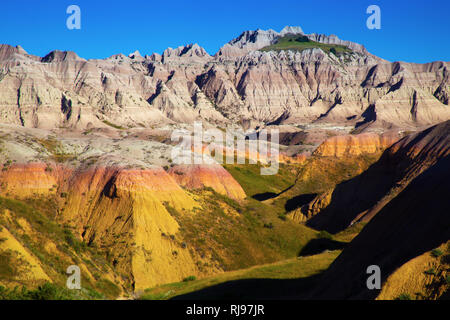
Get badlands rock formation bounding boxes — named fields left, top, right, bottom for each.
left=0, top=125, right=249, bottom=289
left=0, top=25, right=449, bottom=297
left=168, top=164, right=246, bottom=200
left=303, top=120, right=450, bottom=233
left=0, top=26, right=448, bottom=132
left=308, top=123, right=450, bottom=299
left=313, top=132, right=400, bottom=157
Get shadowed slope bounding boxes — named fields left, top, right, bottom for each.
left=306, top=120, right=450, bottom=233
left=308, top=154, right=450, bottom=299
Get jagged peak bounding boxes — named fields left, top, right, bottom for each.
left=41, top=50, right=85, bottom=63
left=162, top=43, right=210, bottom=60
left=0, top=44, right=24, bottom=61
left=280, top=26, right=304, bottom=35
left=106, top=53, right=129, bottom=61
left=16, top=45, right=28, bottom=55
left=128, top=50, right=143, bottom=59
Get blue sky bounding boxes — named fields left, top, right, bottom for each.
left=0, top=0, right=449, bottom=63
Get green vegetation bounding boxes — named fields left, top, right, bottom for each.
left=431, top=249, right=444, bottom=258
left=260, top=35, right=352, bottom=55
left=0, top=196, right=120, bottom=299
left=395, top=293, right=412, bottom=300
left=167, top=189, right=318, bottom=272
left=0, top=250, right=19, bottom=279
left=270, top=154, right=380, bottom=210
left=38, top=138, right=76, bottom=163
left=140, top=250, right=340, bottom=300
left=102, top=120, right=125, bottom=130
left=182, top=276, right=197, bottom=282
left=333, top=222, right=367, bottom=243
left=424, top=268, right=436, bottom=276
left=317, top=230, right=334, bottom=240
left=223, top=163, right=297, bottom=197
left=95, top=278, right=121, bottom=298
left=0, top=282, right=103, bottom=300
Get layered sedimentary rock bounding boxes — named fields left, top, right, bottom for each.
left=0, top=26, right=448, bottom=131
left=0, top=163, right=199, bottom=290
left=0, top=122, right=258, bottom=290
left=61, top=166, right=200, bottom=290
left=313, top=132, right=400, bottom=157
left=168, top=164, right=246, bottom=200
left=0, top=163, right=62, bottom=197
left=302, top=120, right=450, bottom=233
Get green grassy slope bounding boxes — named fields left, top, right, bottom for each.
left=140, top=250, right=340, bottom=300
left=168, top=189, right=319, bottom=272
left=0, top=196, right=122, bottom=299
left=260, top=35, right=352, bottom=55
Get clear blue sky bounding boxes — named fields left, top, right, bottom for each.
left=1, top=0, right=449, bottom=63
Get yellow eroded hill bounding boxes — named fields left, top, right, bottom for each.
left=0, top=222, right=50, bottom=285
left=61, top=166, right=200, bottom=290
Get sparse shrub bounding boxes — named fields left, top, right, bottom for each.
left=424, top=268, right=436, bottom=276
left=183, top=276, right=196, bottom=282
left=431, top=249, right=443, bottom=258
left=63, top=228, right=86, bottom=253
left=445, top=275, right=450, bottom=285
left=0, top=282, right=87, bottom=300
left=317, top=230, right=333, bottom=240
left=395, top=293, right=412, bottom=300
left=263, top=222, right=274, bottom=229
left=278, top=214, right=287, bottom=221
left=96, top=278, right=121, bottom=298
left=295, top=35, right=310, bottom=42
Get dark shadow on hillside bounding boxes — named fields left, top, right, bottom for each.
left=355, top=104, right=376, bottom=128
left=285, top=193, right=317, bottom=211
left=252, top=181, right=302, bottom=202
left=252, top=192, right=278, bottom=201
left=307, top=122, right=450, bottom=234
left=298, top=238, right=347, bottom=257
left=171, top=274, right=323, bottom=300
left=308, top=156, right=450, bottom=299
left=305, top=154, right=398, bottom=234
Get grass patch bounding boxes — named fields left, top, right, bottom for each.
left=260, top=35, right=352, bottom=55
left=223, top=163, right=297, bottom=197
left=0, top=282, right=103, bottom=300
left=431, top=249, right=444, bottom=258
left=395, top=293, right=412, bottom=300
left=37, top=138, right=76, bottom=163
left=168, top=189, right=318, bottom=273
left=424, top=268, right=436, bottom=276
left=0, top=250, right=19, bottom=279
left=183, top=276, right=197, bottom=282
left=0, top=196, right=117, bottom=297
left=271, top=154, right=380, bottom=210
left=140, top=251, right=340, bottom=300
